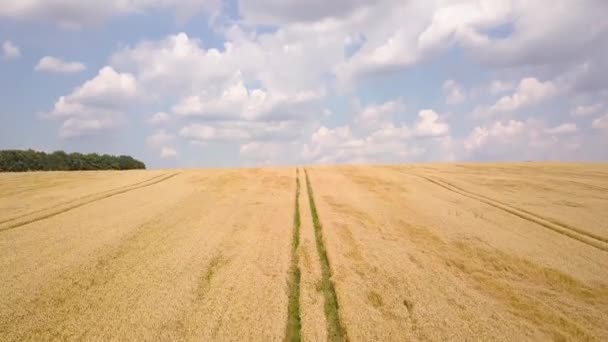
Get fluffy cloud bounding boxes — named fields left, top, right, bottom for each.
left=111, top=33, right=234, bottom=97
left=544, top=123, right=578, bottom=135
left=60, top=117, right=116, bottom=139
left=179, top=120, right=304, bottom=144
left=301, top=124, right=448, bottom=164
left=489, top=80, right=515, bottom=95
left=464, top=119, right=583, bottom=160
left=465, top=120, right=524, bottom=152
left=470, top=77, right=561, bottom=118
left=110, top=31, right=330, bottom=162
left=490, top=77, right=558, bottom=113
left=111, top=31, right=329, bottom=127
left=238, top=0, right=371, bottom=25
left=442, top=80, right=466, bottom=105
left=0, top=0, right=220, bottom=28
left=111, top=29, right=335, bottom=96
left=328, top=2, right=436, bottom=86
left=46, top=66, right=137, bottom=137
left=416, top=0, right=513, bottom=53
left=146, top=130, right=174, bottom=147
left=35, top=56, right=86, bottom=73
left=148, top=112, right=171, bottom=125
left=466, top=1, right=608, bottom=68
left=332, top=1, right=513, bottom=85
left=335, top=28, right=423, bottom=86
left=571, top=103, right=603, bottom=117
left=353, top=101, right=448, bottom=137
left=415, top=110, right=449, bottom=137
left=21, top=1, right=608, bottom=164
left=239, top=141, right=284, bottom=165
left=160, top=147, right=178, bottom=159
left=592, top=114, right=608, bottom=130
left=311, top=125, right=356, bottom=147
left=354, top=100, right=404, bottom=130
left=302, top=106, right=450, bottom=163
left=331, top=0, right=608, bottom=93
left=172, top=74, right=324, bottom=121
left=49, top=66, right=137, bottom=117
left=301, top=125, right=369, bottom=163
left=99, top=2, right=607, bottom=164
left=147, top=130, right=177, bottom=159
left=2, top=40, right=20, bottom=60
left=180, top=124, right=249, bottom=142
left=365, top=109, right=450, bottom=141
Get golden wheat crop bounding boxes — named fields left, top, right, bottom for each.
left=1, top=163, right=606, bottom=341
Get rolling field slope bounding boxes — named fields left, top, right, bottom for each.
left=1, top=164, right=607, bottom=341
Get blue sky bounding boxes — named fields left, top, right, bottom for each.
left=1, top=0, right=607, bottom=168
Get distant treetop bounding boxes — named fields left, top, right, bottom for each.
left=0, top=149, right=146, bottom=172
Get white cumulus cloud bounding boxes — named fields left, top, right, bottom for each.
left=147, top=130, right=174, bottom=147
left=35, top=56, right=86, bottom=73
left=592, top=114, right=608, bottom=130
left=489, top=80, right=516, bottom=95
left=571, top=103, right=603, bottom=117
left=239, top=141, right=284, bottom=165
left=491, top=77, right=558, bottom=113
left=160, top=146, right=178, bottom=159
left=148, top=112, right=171, bottom=125
left=415, top=110, right=449, bottom=137
left=2, top=40, right=20, bottom=60
left=354, top=100, right=404, bottom=130
left=544, top=123, right=578, bottom=135
left=60, top=117, right=115, bottom=139
left=464, top=119, right=583, bottom=161
left=15, top=1, right=608, bottom=164
left=442, top=80, right=466, bottom=105
left=0, top=0, right=220, bottom=28
left=172, top=75, right=324, bottom=121
left=46, top=66, right=137, bottom=138
left=302, top=105, right=451, bottom=164
left=465, top=120, right=525, bottom=152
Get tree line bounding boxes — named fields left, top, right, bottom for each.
left=0, top=149, right=146, bottom=172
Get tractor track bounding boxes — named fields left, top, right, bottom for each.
left=304, top=169, right=347, bottom=342
left=285, top=168, right=302, bottom=342
left=0, top=172, right=170, bottom=198
left=0, top=173, right=171, bottom=226
left=565, top=180, right=608, bottom=193
left=412, top=173, right=608, bottom=252
left=0, top=172, right=180, bottom=233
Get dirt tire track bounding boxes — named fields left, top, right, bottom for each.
left=426, top=175, right=608, bottom=244
left=0, top=172, right=171, bottom=226
left=0, top=172, right=180, bottom=233
left=565, top=180, right=608, bottom=193
left=0, top=172, right=168, bottom=199
left=413, top=173, right=608, bottom=252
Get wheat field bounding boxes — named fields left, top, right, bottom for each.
left=1, top=164, right=607, bottom=341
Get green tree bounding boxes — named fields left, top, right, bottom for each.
left=0, top=150, right=146, bottom=172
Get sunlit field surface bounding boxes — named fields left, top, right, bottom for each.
left=1, top=164, right=607, bottom=341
